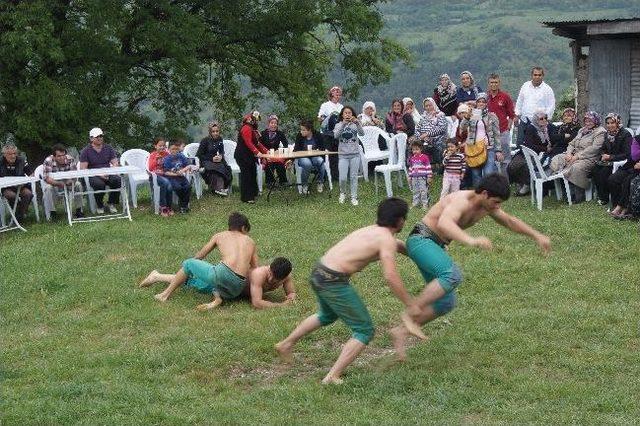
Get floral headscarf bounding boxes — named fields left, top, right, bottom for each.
left=460, top=71, right=476, bottom=89
left=437, top=73, right=457, bottom=97
left=422, top=97, right=443, bottom=121
left=561, top=108, right=578, bottom=125
left=531, top=110, right=550, bottom=145
left=583, top=111, right=601, bottom=129
left=604, top=112, right=621, bottom=131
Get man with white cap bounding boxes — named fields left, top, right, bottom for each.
left=79, top=127, right=121, bottom=214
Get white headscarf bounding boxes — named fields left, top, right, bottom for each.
left=402, top=97, right=422, bottom=125
left=359, top=101, right=377, bottom=125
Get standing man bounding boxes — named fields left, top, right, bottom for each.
left=42, top=143, right=85, bottom=219
left=487, top=73, right=516, bottom=175
left=79, top=127, right=121, bottom=214
left=0, top=143, right=33, bottom=222
left=390, top=174, right=551, bottom=361
left=318, top=86, right=344, bottom=181
left=275, top=198, right=421, bottom=385
left=514, top=67, right=555, bottom=146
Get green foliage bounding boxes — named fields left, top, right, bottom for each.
left=1, top=180, right=638, bottom=423
left=0, top=0, right=408, bottom=159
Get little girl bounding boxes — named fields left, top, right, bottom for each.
left=408, top=140, right=432, bottom=208
left=333, top=106, right=364, bottom=205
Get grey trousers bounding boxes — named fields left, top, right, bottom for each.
left=338, top=155, right=360, bottom=198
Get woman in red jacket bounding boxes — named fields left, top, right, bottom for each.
left=234, top=111, right=268, bottom=203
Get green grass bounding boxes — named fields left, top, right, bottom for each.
left=1, top=179, right=638, bottom=424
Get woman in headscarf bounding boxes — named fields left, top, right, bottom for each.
left=507, top=110, right=554, bottom=195
left=235, top=111, right=268, bottom=203
left=260, top=114, right=290, bottom=186
left=456, top=71, right=483, bottom=105
left=358, top=101, right=383, bottom=128
left=608, top=132, right=640, bottom=219
left=550, top=111, right=606, bottom=203
left=549, top=108, right=581, bottom=157
left=402, top=97, right=422, bottom=128
left=433, top=73, right=459, bottom=117
left=416, top=97, right=448, bottom=171
left=591, top=113, right=633, bottom=205
left=459, top=92, right=501, bottom=187
left=196, top=122, right=232, bottom=196
left=385, top=99, right=413, bottom=135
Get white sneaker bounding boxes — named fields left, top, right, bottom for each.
left=339, top=193, right=346, bottom=204
left=107, top=204, right=118, bottom=214
left=518, top=184, right=530, bottom=195
left=317, top=183, right=323, bottom=193
left=351, top=198, right=359, bottom=206
left=96, top=207, right=105, bottom=214
left=301, top=185, right=309, bottom=195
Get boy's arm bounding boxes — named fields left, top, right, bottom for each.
left=489, top=209, right=551, bottom=254
left=436, top=201, right=492, bottom=249
left=194, top=234, right=218, bottom=259
left=249, top=271, right=291, bottom=309
left=379, top=241, right=413, bottom=307
left=282, top=275, right=296, bottom=301
left=395, top=239, right=407, bottom=256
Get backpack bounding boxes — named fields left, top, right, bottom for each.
left=321, top=112, right=339, bottom=136
left=628, top=174, right=640, bottom=216
left=465, top=139, right=487, bottom=168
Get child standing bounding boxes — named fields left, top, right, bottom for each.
left=163, top=140, right=193, bottom=214
left=408, top=140, right=433, bottom=209
left=333, top=106, right=364, bottom=206
left=440, top=139, right=466, bottom=199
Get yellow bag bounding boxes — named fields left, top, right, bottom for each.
left=465, top=139, right=487, bottom=168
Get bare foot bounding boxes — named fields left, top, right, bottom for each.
left=321, top=375, right=344, bottom=385
left=139, top=270, right=159, bottom=288
left=401, top=312, right=427, bottom=340
left=390, top=326, right=408, bottom=362
left=275, top=341, right=293, bottom=364
left=196, top=299, right=222, bottom=311
left=154, top=293, right=168, bottom=302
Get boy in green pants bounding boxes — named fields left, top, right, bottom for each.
left=276, top=198, right=422, bottom=384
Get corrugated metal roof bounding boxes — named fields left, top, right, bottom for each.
left=542, top=17, right=640, bottom=26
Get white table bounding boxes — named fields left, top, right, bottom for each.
left=50, top=166, right=139, bottom=225
left=0, top=176, right=39, bottom=233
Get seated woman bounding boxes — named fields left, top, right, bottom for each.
left=549, top=108, right=580, bottom=157
left=550, top=111, right=606, bottom=203
left=385, top=99, right=413, bottom=136
left=196, top=121, right=232, bottom=196
left=402, top=97, right=422, bottom=139
left=608, top=135, right=640, bottom=219
left=508, top=110, right=553, bottom=195
left=260, top=114, right=290, bottom=186
left=294, top=119, right=326, bottom=194
left=358, top=101, right=384, bottom=128
left=592, top=113, right=633, bottom=205
left=416, top=97, right=448, bottom=172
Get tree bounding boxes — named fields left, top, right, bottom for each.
left=0, top=0, right=408, bottom=160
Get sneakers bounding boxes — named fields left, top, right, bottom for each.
left=351, top=198, right=359, bottom=206
left=107, top=204, right=117, bottom=213
left=96, top=207, right=105, bottom=214
left=317, top=183, right=324, bottom=193
left=301, top=185, right=309, bottom=195
left=74, top=209, right=85, bottom=219
left=596, top=199, right=607, bottom=206
left=214, top=189, right=228, bottom=196
left=339, top=193, right=346, bottom=204
left=179, top=207, right=190, bottom=214
left=517, top=184, right=530, bottom=196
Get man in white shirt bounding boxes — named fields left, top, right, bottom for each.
left=514, top=67, right=555, bottom=145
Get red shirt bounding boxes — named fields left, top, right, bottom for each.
left=487, top=90, right=515, bottom=133
left=148, top=150, right=169, bottom=173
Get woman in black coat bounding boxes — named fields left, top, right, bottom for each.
left=196, top=122, right=232, bottom=195
left=260, top=115, right=289, bottom=185
left=592, top=113, right=632, bottom=204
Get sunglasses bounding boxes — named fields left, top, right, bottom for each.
left=538, top=117, right=548, bottom=121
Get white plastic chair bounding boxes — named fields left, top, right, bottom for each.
left=374, top=133, right=408, bottom=197
left=183, top=143, right=203, bottom=199
left=79, top=162, right=97, bottom=214
left=294, top=153, right=333, bottom=194
left=358, top=126, right=391, bottom=181
left=521, top=146, right=572, bottom=210
left=222, top=139, right=263, bottom=194
left=612, top=160, right=626, bottom=174
left=120, top=149, right=150, bottom=208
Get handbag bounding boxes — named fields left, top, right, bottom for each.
left=465, top=139, right=487, bottom=168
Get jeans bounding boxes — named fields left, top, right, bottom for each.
left=151, top=175, right=173, bottom=208
left=167, top=176, right=191, bottom=208
left=470, top=148, right=497, bottom=187
left=88, top=175, right=121, bottom=207
left=297, top=157, right=325, bottom=185
left=338, top=155, right=360, bottom=198
left=516, top=117, right=529, bottom=146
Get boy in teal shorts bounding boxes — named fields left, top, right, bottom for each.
left=391, top=174, right=552, bottom=360
left=276, top=198, right=422, bottom=384
left=139, top=212, right=258, bottom=310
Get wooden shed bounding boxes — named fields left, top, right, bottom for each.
left=543, top=18, right=640, bottom=130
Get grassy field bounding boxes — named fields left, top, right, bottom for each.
left=1, top=179, right=638, bottom=424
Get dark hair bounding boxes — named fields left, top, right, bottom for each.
left=338, top=106, right=356, bottom=121
left=299, top=119, right=314, bottom=131
left=270, top=257, right=292, bottom=280
left=391, top=98, right=403, bottom=111
left=228, top=212, right=251, bottom=232
left=410, top=140, right=422, bottom=150
left=475, top=173, right=510, bottom=200
left=446, top=138, right=458, bottom=147
left=487, top=73, right=500, bottom=81
left=153, top=137, right=165, bottom=146
left=169, top=140, right=182, bottom=148
left=51, top=143, right=67, bottom=155
left=531, top=66, right=544, bottom=76
left=376, top=197, right=408, bottom=228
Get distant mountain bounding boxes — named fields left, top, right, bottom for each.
left=350, top=1, right=639, bottom=113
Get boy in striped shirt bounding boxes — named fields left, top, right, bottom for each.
left=408, top=141, right=433, bottom=209
left=440, top=139, right=466, bottom=199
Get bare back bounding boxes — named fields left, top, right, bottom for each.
left=423, top=190, right=492, bottom=243
left=210, top=230, right=256, bottom=277
left=321, top=225, right=397, bottom=275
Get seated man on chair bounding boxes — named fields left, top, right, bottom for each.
left=42, top=143, right=84, bottom=219
left=294, top=119, right=326, bottom=194
left=0, top=143, right=33, bottom=222
left=79, top=127, right=121, bottom=214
